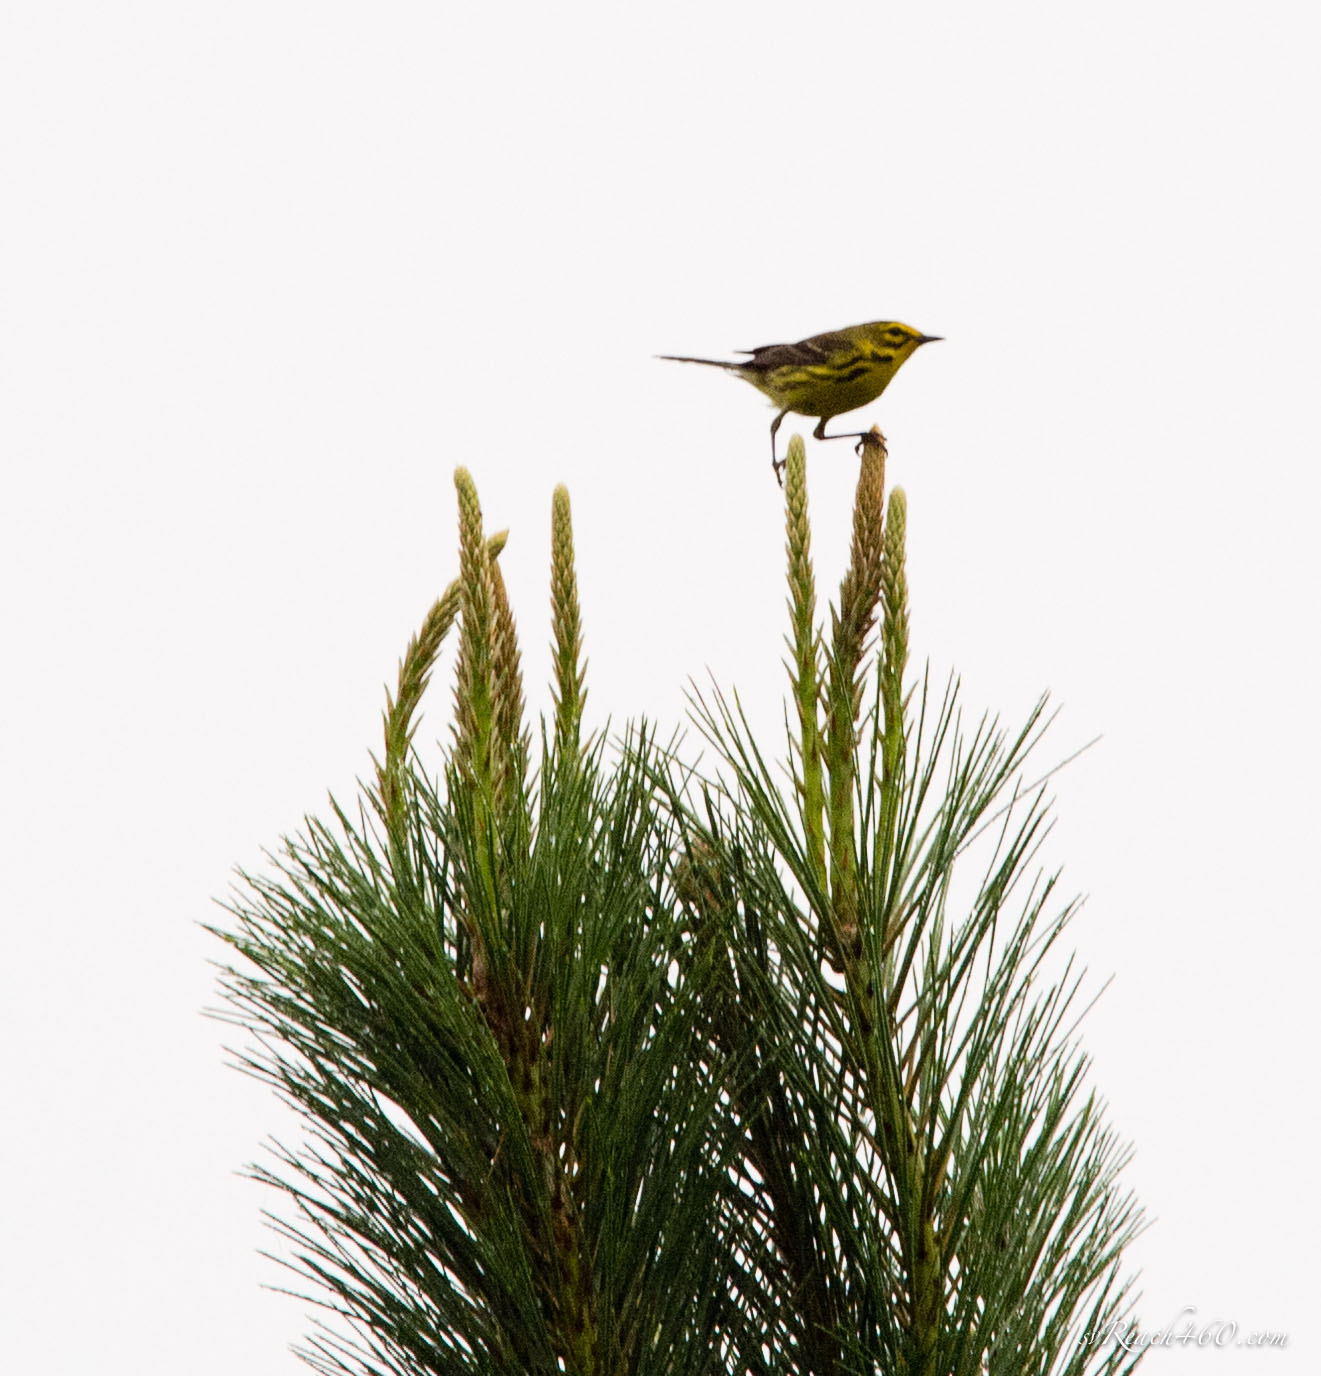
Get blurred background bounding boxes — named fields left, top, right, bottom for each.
left=3, top=2, right=1316, bottom=1370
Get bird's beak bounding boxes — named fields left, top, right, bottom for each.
left=917, top=334, right=943, bottom=346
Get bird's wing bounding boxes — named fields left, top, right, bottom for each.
left=741, top=331, right=853, bottom=372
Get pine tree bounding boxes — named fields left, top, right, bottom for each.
left=212, top=442, right=1144, bottom=1376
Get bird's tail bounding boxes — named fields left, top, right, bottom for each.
left=656, top=354, right=739, bottom=368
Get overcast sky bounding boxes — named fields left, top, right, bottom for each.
left=3, top=3, right=1318, bottom=1372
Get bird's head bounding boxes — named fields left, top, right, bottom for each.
left=867, top=322, right=942, bottom=359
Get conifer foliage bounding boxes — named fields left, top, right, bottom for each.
left=213, top=447, right=1144, bottom=1376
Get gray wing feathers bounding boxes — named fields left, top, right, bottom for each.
left=742, top=330, right=854, bottom=373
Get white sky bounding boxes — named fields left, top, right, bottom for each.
left=3, top=2, right=1317, bottom=1371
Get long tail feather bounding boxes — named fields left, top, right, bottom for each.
left=656, top=354, right=738, bottom=368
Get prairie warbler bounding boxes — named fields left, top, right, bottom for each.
left=661, top=320, right=940, bottom=481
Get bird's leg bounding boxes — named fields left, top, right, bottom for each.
left=770, top=410, right=789, bottom=487
left=812, top=418, right=866, bottom=444
left=813, top=418, right=886, bottom=457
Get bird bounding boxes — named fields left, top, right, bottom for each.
left=660, top=320, right=940, bottom=482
